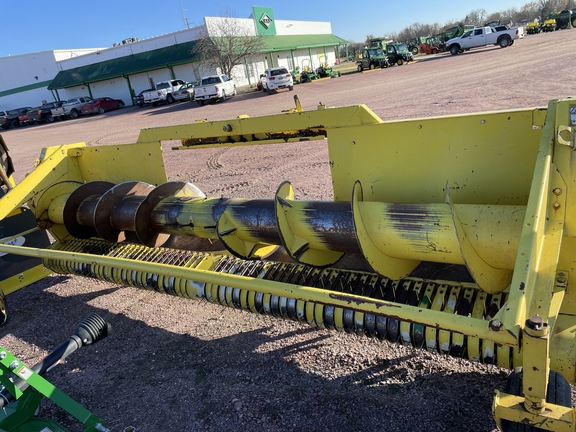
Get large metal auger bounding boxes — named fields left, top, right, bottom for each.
left=1, top=97, right=576, bottom=431
left=28, top=172, right=521, bottom=368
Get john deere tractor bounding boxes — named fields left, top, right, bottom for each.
left=556, top=9, right=573, bottom=30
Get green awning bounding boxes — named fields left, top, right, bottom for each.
left=48, top=41, right=200, bottom=89
left=259, top=34, right=349, bottom=52
left=48, top=34, right=348, bottom=90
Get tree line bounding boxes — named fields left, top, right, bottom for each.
left=343, top=0, right=570, bottom=58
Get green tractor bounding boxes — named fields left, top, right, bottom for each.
left=441, top=25, right=469, bottom=42
left=407, top=36, right=426, bottom=55
left=556, top=9, right=572, bottom=29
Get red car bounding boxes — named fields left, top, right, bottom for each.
left=81, top=97, right=125, bottom=115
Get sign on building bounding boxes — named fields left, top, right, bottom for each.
left=253, top=6, right=276, bottom=35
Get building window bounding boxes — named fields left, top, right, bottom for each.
left=287, top=56, right=294, bottom=71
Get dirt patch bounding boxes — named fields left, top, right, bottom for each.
left=2, top=30, right=576, bottom=432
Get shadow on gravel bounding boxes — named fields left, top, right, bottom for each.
left=1, top=277, right=505, bottom=432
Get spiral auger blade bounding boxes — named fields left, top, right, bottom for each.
left=34, top=176, right=526, bottom=297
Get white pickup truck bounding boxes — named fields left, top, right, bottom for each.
left=51, top=96, right=93, bottom=120
left=142, top=80, right=186, bottom=106
left=194, top=75, right=236, bottom=105
left=446, top=26, right=524, bottom=55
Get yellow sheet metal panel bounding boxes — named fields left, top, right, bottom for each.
left=0, top=144, right=84, bottom=221
left=0, top=264, right=52, bottom=296
left=328, top=108, right=542, bottom=204
left=73, top=142, right=166, bottom=185
left=550, top=314, right=576, bottom=383
left=553, top=99, right=576, bottom=236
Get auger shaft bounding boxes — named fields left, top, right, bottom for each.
left=36, top=179, right=525, bottom=293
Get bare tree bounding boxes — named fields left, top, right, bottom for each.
left=464, top=8, right=488, bottom=26
left=367, top=0, right=570, bottom=53
left=485, top=11, right=503, bottom=24
left=537, top=0, right=567, bottom=17
left=341, top=42, right=364, bottom=60
left=397, top=22, right=441, bottom=41
left=499, top=8, right=519, bottom=25
left=520, top=2, right=542, bottom=20
left=195, top=8, right=266, bottom=78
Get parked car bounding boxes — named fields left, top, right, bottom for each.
left=51, top=96, right=93, bottom=120
left=446, top=25, right=524, bottom=55
left=28, top=101, right=67, bottom=124
left=81, top=97, right=125, bottom=115
left=194, top=75, right=236, bottom=105
left=1, top=107, right=33, bottom=129
left=260, top=67, right=294, bottom=94
left=18, top=108, right=37, bottom=126
left=134, top=89, right=155, bottom=107
left=172, top=82, right=195, bottom=101
left=142, top=80, right=187, bottom=106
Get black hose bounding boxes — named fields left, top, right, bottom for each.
left=0, top=313, right=110, bottom=408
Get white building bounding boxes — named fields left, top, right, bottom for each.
left=0, top=7, right=347, bottom=110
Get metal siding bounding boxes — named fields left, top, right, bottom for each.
left=146, top=71, right=173, bottom=87
left=129, top=73, right=158, bottom=97
left=0, top=88, right=56, bottom=111
left=0, top=52, right=62, bottom=109
left=59, top=86, right=93, bottom=100
left=174, top=64, right=200, bottom=82
left=276, top=20, right=332, bottom=36
left=173, top=27, right=205, bottom=44
left=0, top=52, right=59, bottom=89
left=53, top=49, right=102, bottom=62
left=57, top=26, right=204, bottom=71
left=88, top=79, right=131, bottom=106
left=206, top=17, right=257, bottom=37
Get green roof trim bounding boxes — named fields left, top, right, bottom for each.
left=259, top=34, right=348, bottom=52
left=49, top=41, right=200, bottom=89
left=48, top=34, right=348, bottom=90
left=0, top=80, right=53, bottom=98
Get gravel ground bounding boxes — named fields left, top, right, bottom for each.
left=2, top=30, right=576, bottom=432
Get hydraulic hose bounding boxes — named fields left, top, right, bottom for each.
left=0, top=313, right=110, bottom=408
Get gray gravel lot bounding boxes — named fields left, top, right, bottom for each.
left=2, top=30, right=576, bottom=432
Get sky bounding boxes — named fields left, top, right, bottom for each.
left=1, top=0, right=535, bottom=58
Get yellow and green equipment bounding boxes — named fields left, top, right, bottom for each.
left=526, top=21, right=540, bottom=34
left=542, top=14, right=558, bottom=32
left=1, top=95, right=576, bottom=430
